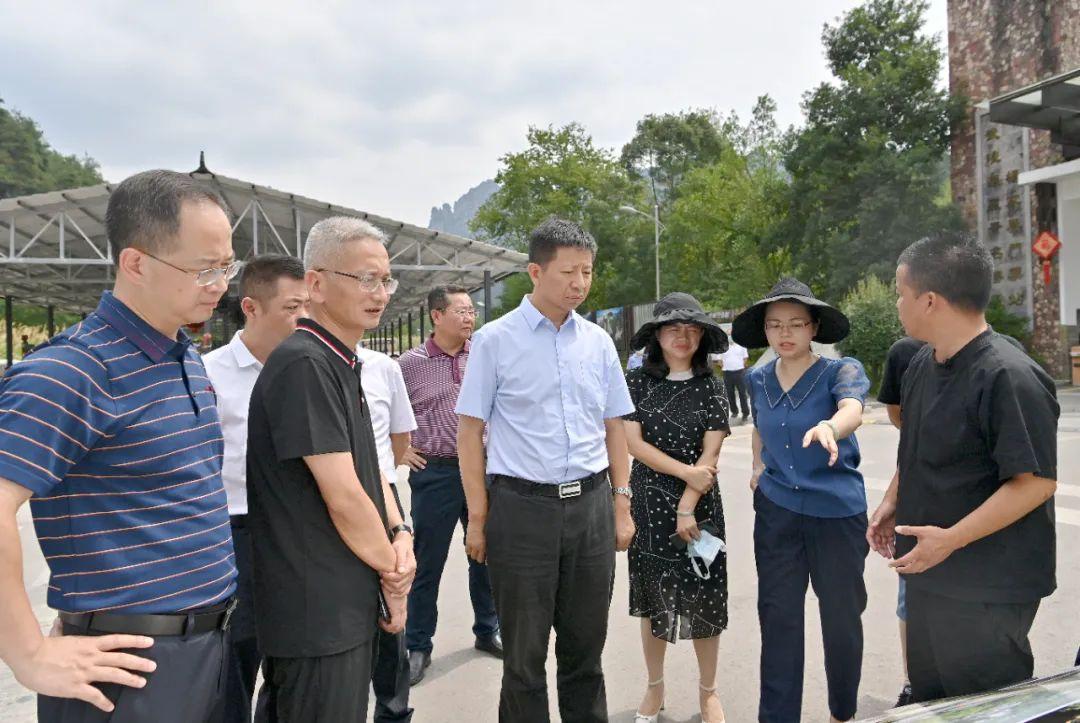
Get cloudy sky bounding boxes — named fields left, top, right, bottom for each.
left=1, top=0, right=947, bottom=226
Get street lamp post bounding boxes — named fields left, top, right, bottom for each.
left=619, top=204, right=663, bottom=300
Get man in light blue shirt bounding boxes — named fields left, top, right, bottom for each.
left=456, top=218, right=635, bottom=723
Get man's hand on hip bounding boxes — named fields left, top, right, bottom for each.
left=13, top=633, right=156, bottom=713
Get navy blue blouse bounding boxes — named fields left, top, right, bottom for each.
left=748, top=356, right=870, bottom=518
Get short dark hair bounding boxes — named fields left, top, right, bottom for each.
left=105, top=170, right=230, bottom=261
left=238, top=254, right=306, bottom=301
left=897, top=230, right=993, bottom=312
left=641, top=326, right=714, bottom=379
left=427, top=285, right=470, bottom=317
left=528, top=217, right=598, bottom=267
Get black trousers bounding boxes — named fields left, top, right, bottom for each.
left=406, top=460, right=498, bottom=655
left=485, top=478, right=615, bottom=723
left=262, top=640, right=375, bottom=723
left=753, top=488, right=868, bottom=723
left=723, top=369, right=749, bottom=418
left=372, top=628, right=413, bottom=722
left=221, top=517, right=265, bottom=723
left=38, top=625, right=227, bottom=723
left=905, top=585, right=1039, bottom=702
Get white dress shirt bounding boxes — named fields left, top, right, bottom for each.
left=716, top=343, right=749, bottom=371
left=203, top=331, right=263, bottom=516
left=357, top=346, right=417, bottom=479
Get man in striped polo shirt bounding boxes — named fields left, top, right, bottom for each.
left=398, top=285, right=500, bottom=686
left=0, top=170, right=239, bottom=723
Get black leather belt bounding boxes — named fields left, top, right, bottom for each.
left=492, top=470, right=608, bottom=499
left=59, top=598, right=237, bottom=637
left=424, top=454, right=459, bottom=466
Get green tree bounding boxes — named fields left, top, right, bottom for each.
left=619, top=109, right=726, bottom=212
left=782, top=0, right=965, bottom=300
left=836, top=275, right=905, bottom=390
left=661, top=97, right=792, bottom=309
left=665, top=146, right=791, bottom=309
left=0, top=98, right=103, bottom=198
left=471, top=123, right=652, bottom=313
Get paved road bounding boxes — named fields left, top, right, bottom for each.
left=2, top=409, right=1079, bottom=721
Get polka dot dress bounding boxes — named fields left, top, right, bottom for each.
left=624, top=368, right=731, bottom=643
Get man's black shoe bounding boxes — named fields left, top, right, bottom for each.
left=408, top=650, right=431, bottom=686
left=474, top=633, right=503, bottom=659
left=895, top=682, right=913, bottom=708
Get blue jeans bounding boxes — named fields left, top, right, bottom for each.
left=406, top=460, right=498, bottom=654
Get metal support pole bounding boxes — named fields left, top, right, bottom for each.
left=653, top=203, right=661, bottom=300
left=252, top=202, right=259, bottom=256
left=46, top=305, right=55, bottom=338
left=4, top=296, right=13, bottom=369
left=293, top=208, right=303, bottom=258
left=397, top=318, right=403, bottom=355
left=407, top=312, right=413, bottom=351
left=419, top=305, right=426, bottom=340
left=484, top=270, right=493, bottom=323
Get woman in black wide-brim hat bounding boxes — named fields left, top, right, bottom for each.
left=622, top=292, right=731, bottom=723
left=732, top=278, right=871, bottom=723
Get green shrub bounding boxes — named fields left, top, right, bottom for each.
left=836, top=275, right=904, bottom=391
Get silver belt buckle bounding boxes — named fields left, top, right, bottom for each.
left=558, top=481, right=582, bottom=499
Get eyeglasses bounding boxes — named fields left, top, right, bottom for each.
left=318, top=269, right=399, bottom=294
left=765, top=320, right=813, bottom=332
left=140, top=250, right=240, bottom=287
left=441, top=308, right=477, bottom=319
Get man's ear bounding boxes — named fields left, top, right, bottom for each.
left=306, top=269, right=325, bottom=304
left=117, top=248, right=149, bottom=287
left=240, top=296, right=258, bottom=321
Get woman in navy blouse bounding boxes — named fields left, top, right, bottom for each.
left=731, top=278, right=871, bottom=723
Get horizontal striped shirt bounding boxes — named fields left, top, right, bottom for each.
left=398, top=337, right=470, bottom=457
left=0, top=292, right=236, bottom=614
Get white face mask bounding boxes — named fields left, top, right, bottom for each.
left=687, top=530, right=726, bottom=580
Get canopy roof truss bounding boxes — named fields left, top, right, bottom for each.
left=0, top=165, right=526, bottom=316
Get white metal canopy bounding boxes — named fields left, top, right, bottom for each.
left=0, top=164, right=526, bottom=317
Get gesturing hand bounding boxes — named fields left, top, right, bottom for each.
left=803, top=424, right=839, bottom=466
left=890, top=525, right=960, bottom=574
left=866, top=499, right=897, bottom=559
left=14, top=633, right=156, bottom=713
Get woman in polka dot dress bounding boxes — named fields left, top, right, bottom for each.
left=623, top=293, right=731, bottom=723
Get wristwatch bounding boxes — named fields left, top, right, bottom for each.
left=612, top=486, right=633, bottom=500
left=389, top=523, right=413, bottom=538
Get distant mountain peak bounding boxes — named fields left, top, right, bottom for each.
left=428, top=179, right=499, bottom=238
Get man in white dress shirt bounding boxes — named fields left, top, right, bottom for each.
left=204, top=255, right=308, bottom=723
left=356, top=342, right=419, bottom=722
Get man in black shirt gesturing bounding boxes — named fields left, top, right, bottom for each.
left=247, top=217, right=417, bottom=721
left=871, top=231, right=1059, bottom=703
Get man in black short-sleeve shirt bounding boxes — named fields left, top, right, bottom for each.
left=248, top=319, right=387, bottom=655
left=247, top=218, right=415, bottom=722
left=885, top=232, right=1059, bottom=703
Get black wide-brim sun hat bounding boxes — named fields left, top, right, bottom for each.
left=630, top=292, right=728, bottom=354
left=731, top=277, right=850, bottom=349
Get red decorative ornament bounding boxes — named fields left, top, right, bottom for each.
left=1032, top=231, right=1061, bottom=286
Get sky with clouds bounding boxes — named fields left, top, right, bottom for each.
left=1, top=0, right=947, bottom=226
